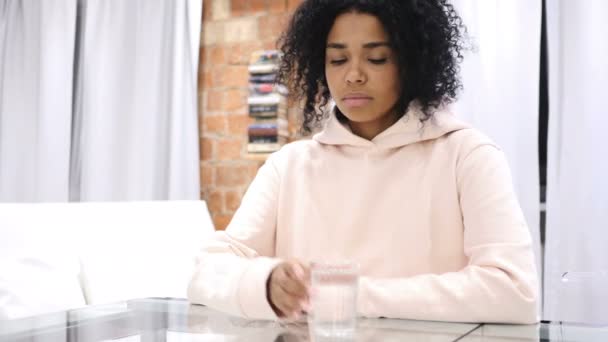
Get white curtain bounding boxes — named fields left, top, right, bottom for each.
left=0, top=0, right=202, bottom=202
left=0, top=0, right=77, bottom=202
left=451, top=1, right=543, bottom=277
left=71, top=0, right=201, bottom=201
left=544, top=0, right=608, bottom=325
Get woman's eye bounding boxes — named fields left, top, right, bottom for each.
left=329, top=59, right=347, bottom=65
left=369, top=58, right=388, bottom=65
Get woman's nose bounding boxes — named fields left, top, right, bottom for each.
left=345, top=64, right=366, bottom=85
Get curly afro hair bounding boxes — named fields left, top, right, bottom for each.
left=277, top=0, right=467, bottom=134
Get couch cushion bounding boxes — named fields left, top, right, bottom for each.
left=74, top=200, right=215, bottom=305
left=0, top=204, right=86, bottom=320
left=0, top=200, right=215, bottom=318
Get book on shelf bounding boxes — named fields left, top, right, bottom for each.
left=249, top=104, right=283, bottom=114
left=247, top=143, right=283, bottom=153
left=249, top=73, right=277, bottom=84
left=248, top=64, right=278, bottom=74
left=248, top=93, right=287, bottom=118
left=246, top=50, right=289, bottom=155
left=247, top=93, right=284, bottom=105
left=248, top=119, right=289, bottom=137
left=249, top=83, right=288, bottom=96
left=248, top=50, right=281, bottom=75
left=248, top=135, right=288, bottom=144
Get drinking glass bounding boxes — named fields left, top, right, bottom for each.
left=308, top=261, right=359, bottom=338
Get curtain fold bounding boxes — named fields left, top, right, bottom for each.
left=544, top=0, right=608, bottom=324
left=0, top=0, right=202, bottom=202
left=0, top=0, right=77, bottom=202
left=71, top=0, right=201, bottom=201
left=451, top=0, right=543, bottom=279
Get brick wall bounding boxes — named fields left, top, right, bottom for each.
left=198, top=0, right=303, bottom=230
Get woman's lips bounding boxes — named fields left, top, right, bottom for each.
left=342, top=96, right=372, bottom=108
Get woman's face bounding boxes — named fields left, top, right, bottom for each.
left=325, top=12, right=401, bottom=134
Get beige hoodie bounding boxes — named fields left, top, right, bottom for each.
left=188, top=105, right=539, bottom=324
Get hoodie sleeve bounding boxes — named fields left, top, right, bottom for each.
left=187, top=156, right=282, bottom=320
left=358, top=145, right=539, bottom=324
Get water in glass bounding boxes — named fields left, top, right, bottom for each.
left=309, top=262, right=359, bottom=338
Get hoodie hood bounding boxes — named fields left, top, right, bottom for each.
left=313, top=102, right=470, bottom=149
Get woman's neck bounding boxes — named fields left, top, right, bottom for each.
left=348, top=112, right=400, bottom=140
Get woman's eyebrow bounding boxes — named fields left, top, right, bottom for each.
left=326, top=42, right=347, bottom=49
left=326, top=41, right=391, bottom=49
left=362, top=41, right=390, bottom=49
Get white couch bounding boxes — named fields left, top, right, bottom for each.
left=0, top=200, right=215, bottom=320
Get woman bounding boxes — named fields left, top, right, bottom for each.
left=188, top=0, right=539, bottom=324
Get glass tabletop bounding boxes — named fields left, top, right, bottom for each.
left=460, top=321, right=608, bottom=342
left=1, top=298, right=607, bottom=341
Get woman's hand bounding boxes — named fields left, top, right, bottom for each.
left=267, top=260, right=310, bottom=319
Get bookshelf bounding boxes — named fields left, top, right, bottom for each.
left=247, top=50, right=288, bottom=155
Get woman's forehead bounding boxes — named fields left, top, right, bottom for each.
left=327, top=12, right=389, bottom=44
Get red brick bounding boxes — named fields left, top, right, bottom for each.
left=258, top=15, right=288, bottom=42
left=207, top=190, right=224, bottom=214
left=228, top=42, right=264, bottom=65
left=198, top=110, right=204, bottom=133
left=200, top=138, right=214, bottom=160
left=268, top=0, right=286, bottom=13
left=197, top=70, right=206, bottom=90
left=213, top=214, right=233, bottom=230
left=209, top=46, right=226, bottom=65
left=203, top=115, right=226, bottom=134
left=200, top=162, right=214, bottom=192
left=225, top=190, right=243, bottom=211
left=264, top=40, right=279, bottom=50
left=287, top=0, right=303, bottom=12
left=217, top=165, right=251, bottom=187
left=206, top=89, right=223, bottom=111
left=226, top=44, right=243, bottom=65
left=201, top=71, right=213, bottom=88
left=230, top=0, right=249, bottom=16
left=220, top=65, right=249, bottom=87
left=197, top=47, right=206, bottom=88
left=218, top=139, right=242, bottom=160
left=247, top=162, right=263, bottom=179
left=197, top=99, right=204, bottom=127
left=198, top=47, right=206, bottom=69
left=250, top=0, right=267, bottom=13
left=228, top=114, right=253, bottom=135
left=201, top=165, right=214, bottom=186
left=210, top=67, right=224, bottom=88
left=224, top=89, right=247, bottom=111
left=203, top=2, right=213, bottom=20
left=198, top=103, right=205, bottom=122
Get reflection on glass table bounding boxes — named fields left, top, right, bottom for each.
left=0, top=298, right=607, bottom=342
left=460, top=322, right=608, bottom=342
